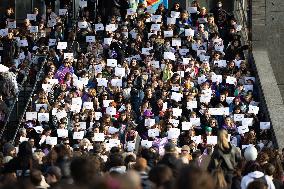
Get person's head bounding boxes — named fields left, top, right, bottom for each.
left=45, top=166, right=62, bottom=184
left=217, top=129, right=230, bottom=151
left=134, top=157, right=147, bottom=172
left=30, top=169, right=43, bottom=186
left=70, top=157, right=101, bottom=186
left=247, top=180, right=268, bottom=189
left=149, top=165, right=173, bottom=188
left=176, top=165, right=214, bottom=189
left=264, top=163, right=275, bottom=177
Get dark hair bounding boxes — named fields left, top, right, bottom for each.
left=247, top=180, right=268, bottom=189
left=176, top=165, right=214, bottom=189
left=30, top=169, right=42, bottom=186
left=264, top=163, right=275, bottom=176
left=149, top=165, right=173, bottom=187
left=70, top=157, right=101, bottom=185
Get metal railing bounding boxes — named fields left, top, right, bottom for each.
left=11, top=56, right=47, bottom=143
left=0, top=57, right=34, bottom=140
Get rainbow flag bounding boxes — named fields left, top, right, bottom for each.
left=146, top=0, right=168, bottom=11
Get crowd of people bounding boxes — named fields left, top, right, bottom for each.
left=0, top=0, right=281, bottom=189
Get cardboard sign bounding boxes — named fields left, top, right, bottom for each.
left=57, top=129, right=68, bottom=138
left=26, top=112, right=37, bottom=121
left=86, top=36, right=95, bottom=43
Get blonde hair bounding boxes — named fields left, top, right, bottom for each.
left=217, top=129, right=230, bottom=151
left=212, top=168, right=228, bottom=189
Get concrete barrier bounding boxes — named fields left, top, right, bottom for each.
left=253, top=50, right=284, bottom=150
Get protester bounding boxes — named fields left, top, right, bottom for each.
left=0, top=1, right=278, bottom=189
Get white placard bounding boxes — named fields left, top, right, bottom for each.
left=185, top=28, right=195, bottom=37
left=171, top=92, right=183, bottom=102
left=79, top=121, right=87, bottom=130
left=27, top=14, right=36, bottom=20
left=0, top=29, right=8, bottom=37
left=111, top=79, right=122, bottom=87
left=26, top=112, right=37, bottom=121
left=95, top=112, right=102, bottom=120
left=79, top=0, right=87, bottom=7
left=107, top=59, right=117, bottom=67
left=115, top=67, right=126, bottom=77
left=103, top=100, right=113, bottom=107
left=151, top=61, right=160, bottom=69
left=95, top=24, right=104, bottom=31
left=64, top=53, right=73, bottom=59
left=167, top=18, right=176, bottom=25
left=248, top=105, right=259, bottom=114
left=42, top=84, right=52, bottom=93
left=172, top=108, right=182, bottom=117
left=179, top=49, right=189, bottom=56
left=48, top=39, right=56, bottom=46
left=211, top=75, right=222, bottom=83
left=187, top=7, right=197, bottom=14
left=127, top=142, right=136, bottom=152
left=86, top=36, right=95, bottom=43
left=83, top=102, right=93, bottom=110
left=214, top=60, right=227, bottom=68
left=151, top=15, right=162, bottom=22
left=238, top=125, right=249, bottom=134
left=106, top=107, right=117, bottom=116
left=226, top=76, right=237, bottom=85
left=36, top=104, right=48, bottom=111
left=78, top=21, right=88, bottom=28
left=190, top=118, right=201, bottom=126
left=260, top=122, right=270, bottom=130
left=198, top=18, right=207, bottom=23
left=73, top=131, right=84, bottom=139
left=93, top=133, right=105, bottom=141
left=148, top=129, right=160, bottom=137
left=187, top=101, right=197, bottom=109
left=169, top=119, right=179, bottom=127
left=8, top=21, right=16, bottom=29
left=105, top=24, right=117, bottom=32
left=46, top=137, right=57, bottom=145
left=145, top=118, right=155, bottom=127
left=182, top=122, right=192, bottom=130
left=207, top=136, right=217, bottom=145
left=172, top=38, right=181, bottom=46
left=20, top=40, right=28, bottom=47
left=226, top=97, right=235, bottom=104
left=151, top=24, right=160, bottom=31
left=29, top=26, right=38, bottom=33
left=97, top=78, right=108, bottom=87
left=57, top=129, right=68, bottom=138
left=127, top=8, right=136, bottom=15
left=191, top=135, right=202, bottom=144
left=141, top=140, right=153, bottom=149
left=38, top=113, right=49, bottom=122
left=108, top=126, right=119, bottom=134
left=57, top=42, right=67, bottom=49
left=242, top=118, right=253, bottom=126
left=171, top=11, right=180, bottom=18
left=167, top=128, right=180, bottom=139
left=59, top=9, right=68, bottom=16
left=234, top=114, right=245, bottom=122
left=164, top=52, right=175, bottom=60
left=72, top=97, right=82, bottom=106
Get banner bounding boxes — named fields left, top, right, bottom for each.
left=146, top=0, right=168, bottom=10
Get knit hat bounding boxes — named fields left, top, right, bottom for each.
left=244, top=146, right=258, bottom=161
left=205, top=126, right=212, bottom=132
left=144, top=109, right=154, bottom=117
left=3, top=142, right=15, bottom=156
left=164, top=142, right=177, bottom=153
